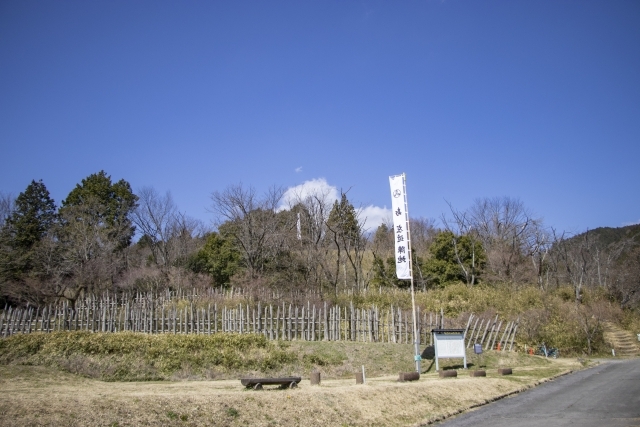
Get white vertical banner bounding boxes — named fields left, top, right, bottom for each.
left=389, top=174, right=412, bottom=280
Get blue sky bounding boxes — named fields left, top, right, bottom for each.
left=1, top=1, right=639, bottom=234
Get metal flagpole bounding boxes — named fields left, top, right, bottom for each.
left=402, top=173, right=421, bottom=373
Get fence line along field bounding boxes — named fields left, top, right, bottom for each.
left=1, top=288, right=520, bottom=351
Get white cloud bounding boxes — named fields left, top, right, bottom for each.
left=358, top=205, right=392, bottom=233
left=622, top=219, right=640, bottom=226
left=295, top=166, right=303, bottom=173
left=279, top=178, right=339, bottom=211
left=280, top=178, right=390, bottom=232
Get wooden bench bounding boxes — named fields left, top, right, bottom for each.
left=240, top=377, right=302, bottom=390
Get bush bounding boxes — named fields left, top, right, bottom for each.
left=0, top=332, right=296, bottom=381
left=344, top=283, right=624, bottom=356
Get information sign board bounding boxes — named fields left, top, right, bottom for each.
left=432, top=329, right=467, bottom=371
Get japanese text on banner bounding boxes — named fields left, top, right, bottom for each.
left=389, top=175, right=411, bottom=280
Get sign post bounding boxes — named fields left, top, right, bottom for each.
left=389, top=173, right=421, bottom=373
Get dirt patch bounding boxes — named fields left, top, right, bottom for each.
left=0, top=358, right=585, bottom=427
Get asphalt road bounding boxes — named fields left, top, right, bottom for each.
left=434, top=359, right=640, bottom=427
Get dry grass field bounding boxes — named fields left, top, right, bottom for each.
left=0, top=351, right=585, bottom=427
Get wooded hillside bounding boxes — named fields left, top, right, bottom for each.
left=1, top=172, right=639, bottom=318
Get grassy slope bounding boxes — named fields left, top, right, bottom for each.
left=0, top=343, right=586, bottom=427
left=0, top=332, right=591, bottom=427
left=0, top=332, right=297, bottom=381
left=0, top=331, right=572, bottom=381
left=0, top=317, right=616, bottom=426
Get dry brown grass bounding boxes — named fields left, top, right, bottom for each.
left=0, top=356, right=585, bottom=427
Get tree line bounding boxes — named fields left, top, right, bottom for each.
left=1, top=172, right=638, bottom=311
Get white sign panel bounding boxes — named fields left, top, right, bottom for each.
left=389, top=174, right=411, bottom=280
left=433, top=331, right=467, bottom=371
left=434, top=334, right=466, bottom=358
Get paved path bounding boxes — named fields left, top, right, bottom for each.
left=434, top=359, right=640, bottom=427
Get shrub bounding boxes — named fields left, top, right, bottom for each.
left=0, top=332, right=296, bottom=381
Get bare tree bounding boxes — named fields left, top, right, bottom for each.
left=593, top=239, right=626, bottom=290
left=550, top=229, right=596, bottom=302
left=547, top=228, right=568, bottom=288
left=132, top=187, right=177, bottom=268
left=344, top=206, right=367, bottom=291
left=527, top=224, right=552, bottom=289
left=210, top=184, right=287, bottom=279
left=468, top=197, right=538, bottom=283
left=167, top=211, right=207, bottom=264
left=323, top=219, right=343, bottom=296
left=547, top=224, right=637, bottom=306
left=574, top=300, right=609, bottom=355
left=441, top=201, right=483, bottom=286
left=131, top=187, right=206, bottom=269
left=409, top=217, right=437, bottom=257
left=611, top=245, right=640, bottom=308
left=284, top=186, right=335, bottom=296
left=326, top=192, right=367, bottom=293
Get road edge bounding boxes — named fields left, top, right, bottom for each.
left=417, top=367, right=583, bottom=426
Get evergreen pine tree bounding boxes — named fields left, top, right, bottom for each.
left=0, top=180, right=56, bottom=277
left=61, top=170, right=138, bottom=248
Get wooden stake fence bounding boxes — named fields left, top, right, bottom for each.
left=1, top=296, right=519, bottom=350
left=463, top=313, right=520, bottom=352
